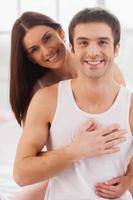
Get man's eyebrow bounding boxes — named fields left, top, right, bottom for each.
left=76, top=37, right=89, bottom=41
left=98, top=37, right=110, bottom=41
left=76, top=37, right=111, bottom=41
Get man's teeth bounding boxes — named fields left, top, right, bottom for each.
left=86, top=60, right=101, bottom=65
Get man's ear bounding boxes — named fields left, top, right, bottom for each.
left=69, top=43, right=75, bottom=53
left=114, top=43, right=120, bottom=57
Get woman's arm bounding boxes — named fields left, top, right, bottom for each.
left=113, top=63, right=126, bottom=86
left=13, top=86, right=79, bottom=185
left=14, top=85, right=126, bottom=186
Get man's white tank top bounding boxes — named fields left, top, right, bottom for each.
left=45, top=79, right=133, bottom=200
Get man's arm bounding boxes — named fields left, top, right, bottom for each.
left=96, top=94, right=133, bottom=199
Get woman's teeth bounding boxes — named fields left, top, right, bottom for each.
left=47, top=50, right=59, bottom=62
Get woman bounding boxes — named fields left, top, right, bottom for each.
left=10, top=11, right=77, bottom=126
left=10, top=11, right=125, bottom=200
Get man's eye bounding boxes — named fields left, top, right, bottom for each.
left=79, top=41, right=88, bottom=46
left=99, top=40, right=108, bottom=45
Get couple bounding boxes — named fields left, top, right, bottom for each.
left=10, top=7, right=133, bottom=200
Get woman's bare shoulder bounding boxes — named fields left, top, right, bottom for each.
left=36, top=83, right=58, bottom=99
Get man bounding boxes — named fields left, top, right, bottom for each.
left=14, top=7, right=133, bottom=199
left=69, top=9, right=133, bottom=198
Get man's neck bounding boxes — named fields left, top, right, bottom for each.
left=72, top=75, right=120, bottom=114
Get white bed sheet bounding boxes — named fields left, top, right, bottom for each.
left=0, top=120, right=21, bottom=199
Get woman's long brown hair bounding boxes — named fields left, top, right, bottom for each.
left=10, top=11, right=62, bottom=125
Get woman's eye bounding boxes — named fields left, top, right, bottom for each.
left=30, top=47, right=38, bottom=54
left=27, top=46, right=39, bottom=56
left=44, top=34, right=51, bottom=42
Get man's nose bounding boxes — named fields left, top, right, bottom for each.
left=86, top=43, right=100, bottom=57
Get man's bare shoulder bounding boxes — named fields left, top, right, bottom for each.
left=130, top=94, right=133, bottom=134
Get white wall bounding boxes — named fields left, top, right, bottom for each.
left=0, top=0, right=133, bottom=110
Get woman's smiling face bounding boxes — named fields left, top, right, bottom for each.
left=23, top=25, right=67, bottom=70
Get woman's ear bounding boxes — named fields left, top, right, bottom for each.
left=57, top=29, right=65, bottom=40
